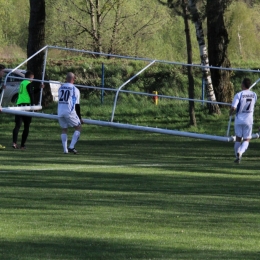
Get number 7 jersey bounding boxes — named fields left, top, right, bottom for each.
left=232, top=90, right=257, bottom=125
left=57, top=83, right=80, bottom=117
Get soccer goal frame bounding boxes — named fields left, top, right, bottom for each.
left=1, top=45, right=260, bottom=142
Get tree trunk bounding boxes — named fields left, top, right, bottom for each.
left=182, top=0, right=196, bottom=126
left=87, top=0, right=102, bottom=53
left=188, top=0, right=221, bottom=114
left=108, top=1, right=121, bottom=54
left=27, top=0, right=52, bottom=106
left=207, top=0, right=233, bottom=104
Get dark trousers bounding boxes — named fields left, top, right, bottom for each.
left=13, top=115, right=32, bottom=147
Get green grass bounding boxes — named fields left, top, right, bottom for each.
left=0, top=109, right=260, bottom=259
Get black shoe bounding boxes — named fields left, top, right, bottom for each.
left=234, top=152, right=241, bottom=163
left=12, top=143, right=18, bottom=149
left=68, top=148, right=77, bottom=154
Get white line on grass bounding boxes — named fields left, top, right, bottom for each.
left=35, top=163, right=166, bottom=171
left=0, top=163, right=168, bottom=172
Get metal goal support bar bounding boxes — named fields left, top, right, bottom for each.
left=2, top=108, right=259, bottom=142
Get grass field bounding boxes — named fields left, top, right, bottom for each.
left=0, top=107, right=260, bottom=259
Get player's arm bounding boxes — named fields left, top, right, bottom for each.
left=229, top=106, right=236, bottom=116
left=75, top=104, right=84, bottom=124
left=75, top=104, right=81, bottom=119
left=27, top=83, right=35, bottom=105
left=75, top=88, right=83, bottom=123
left=229, top=93, right=239, bottom=116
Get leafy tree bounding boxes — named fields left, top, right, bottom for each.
left=242, top=0, right=260, bottom=6
left=0, top=0, right=23, bottom=46
left=47, top=0, right=169, bottom=57
left=12, top=0, right=30, bottom=49
left=225, top=1, right=260, bottom=61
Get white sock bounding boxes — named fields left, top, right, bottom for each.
left=69, top=131, right=80, bottom=149
left=234, top=142, right=241, bottom=157
left=61, top=134, right=68, bottom=152
left=239, top=141, right=249, bottom=155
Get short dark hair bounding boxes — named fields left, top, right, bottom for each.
left=242, top=78, right=251, bottom=89
left=25, top=70, right=34, bottom=78
left=0, top=64, right=5, bottom=70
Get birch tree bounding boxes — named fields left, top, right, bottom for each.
left=188, top=0, right=220, bottom=114
left=160, top=0, right=220, bottom=114
left=186, top=0, right=233, bottom=105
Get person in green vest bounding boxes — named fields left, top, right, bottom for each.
left=0, top=64, right=6, bottom=149
left=12, top=70, right=43, bottom=149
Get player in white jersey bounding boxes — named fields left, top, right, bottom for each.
left=57, top=72, right=83, bottom=154
left=229, top=78, right=257, bottom=163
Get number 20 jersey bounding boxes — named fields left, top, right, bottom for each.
left=232, top=90, right=257, bottom=125
left=58, top=83, right=80, bottom=117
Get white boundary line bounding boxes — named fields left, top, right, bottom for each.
left=0, top=164, right=170, bottom=172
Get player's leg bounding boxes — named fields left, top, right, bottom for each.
left=58, top=117, right=69, bottom=153
left=69, top=126, right=81, bottom=150
left=234, top=141, right=241, bottom=157
left=234, top=124, right=242, bottom=162
left=12, top=115, right=23, bottom=148
left=239, top=139, right=250, bottom=155
left=61, top=128, right=68, bottom=153
left=21, top=116, right=32, bottom=148
left=67, top=114, right=82, bottom=154
left=238, top=124, right=252, bottom=158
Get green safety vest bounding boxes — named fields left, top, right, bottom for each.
left=17, top=80, right=31, bottom=104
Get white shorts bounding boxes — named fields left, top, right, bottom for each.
left=234, top=124, right=252, bottom=139
left=58, top=114, right=81, bottom=129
